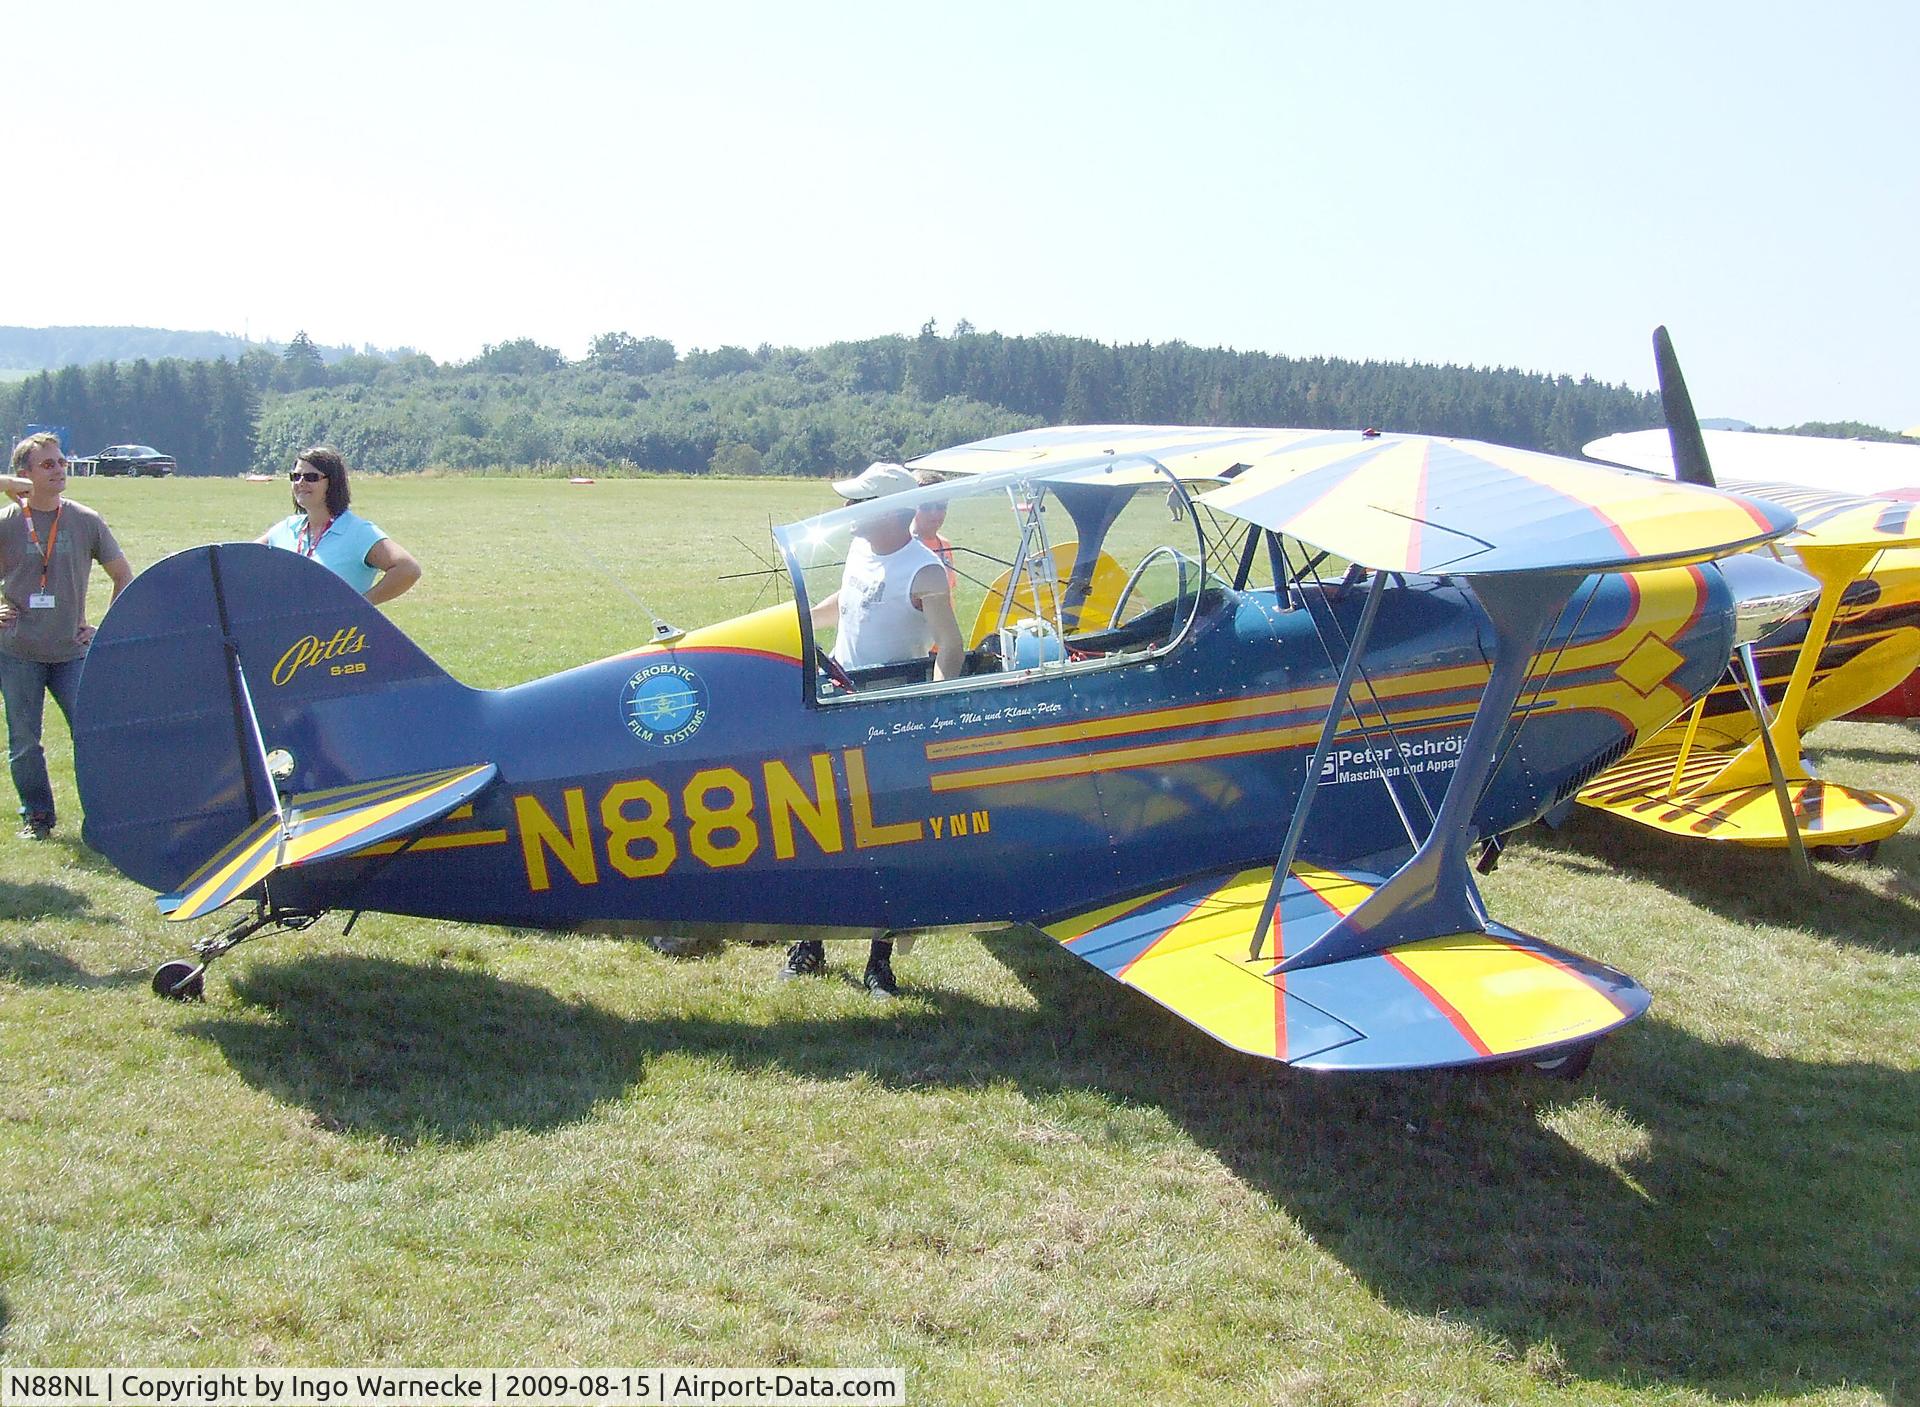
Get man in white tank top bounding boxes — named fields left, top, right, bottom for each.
left=810, top=463, right=963, bottom=680
left=784, top=462, right=965, bottom=996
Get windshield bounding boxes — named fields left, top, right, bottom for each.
left=774, top=457, right=1228, bottom=701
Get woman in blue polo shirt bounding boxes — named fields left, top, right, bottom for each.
left=259, top=446, right=421, bottom=604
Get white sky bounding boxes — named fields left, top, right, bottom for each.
left=8, top=0, right=1916, bottom=428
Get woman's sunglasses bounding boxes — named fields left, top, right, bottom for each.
left=289, top=470, right=326, bottom=483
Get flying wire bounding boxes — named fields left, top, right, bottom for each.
left=566, top=537, right=685, bottom=644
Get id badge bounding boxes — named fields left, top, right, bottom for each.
left=27, top=593, right=55, bottom=610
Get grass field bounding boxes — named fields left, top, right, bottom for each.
left=2, top=475, right=1916, bottom=1406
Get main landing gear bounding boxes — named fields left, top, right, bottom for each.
left=1529, top=1040, right=1598, bottom=1081
left=150, top=903, right=327, bottom=1001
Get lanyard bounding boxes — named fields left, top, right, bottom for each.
left=296, top=514, right=335, bottom=558
left=22, top=501, right=62, bottom=593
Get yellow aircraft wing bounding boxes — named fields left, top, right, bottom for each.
left=1196, top=432, right=1792, bottom=575
left=1577, top=482, right=1920, bottom=853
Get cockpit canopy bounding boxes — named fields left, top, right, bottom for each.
left=774, top=457, right=1232, bottom=701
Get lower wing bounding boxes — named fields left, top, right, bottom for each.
left=1045, top=863, right=1648, bottom=1073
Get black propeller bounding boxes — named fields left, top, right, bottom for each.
left=1653, top=325, right=1718, bottom=487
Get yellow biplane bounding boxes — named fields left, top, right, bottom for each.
left=1575, top=329, right=1920, bottom=862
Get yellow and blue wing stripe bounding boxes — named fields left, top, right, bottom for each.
left=1200, top=434, right=1793, bottom=575
left=161, top=763, right=497, bottom=922
left=1045, top=863, right=1649, bottom=1072
left=1577, top=743, right=1913, bottom=847
left=1721, top=480, right=1920, bottom=550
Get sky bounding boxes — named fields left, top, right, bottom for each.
left=8, top=0, right=1916, bottom=429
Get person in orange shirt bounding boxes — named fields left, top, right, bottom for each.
left=911, top=468, right=958, bottom=594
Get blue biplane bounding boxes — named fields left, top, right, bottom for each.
left=75, top=430, right=1811, bottom=1075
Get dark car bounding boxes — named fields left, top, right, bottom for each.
left=90, top=445, right=176, bottom=477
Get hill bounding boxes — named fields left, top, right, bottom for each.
left=0, top=324, right=1706, bottom=474
left=0, top=325, right=398, bottom=371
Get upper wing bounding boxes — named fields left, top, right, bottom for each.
left=1586, top=428, right=1920, bottom=500
left=1698, top=480, right=1920, bottom=552
left=1196, top=432, right=1795, bottom=575
left=910, top=424, right=1340, bottom=484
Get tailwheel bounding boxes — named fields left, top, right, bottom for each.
left=146, top=902, right=326, bottom=1002
left=1530, top=1040, right=1596, bottom=1081
left=1811, top=839, right=1880, bottom=864
left=152, top=960, right=206, bottom=1002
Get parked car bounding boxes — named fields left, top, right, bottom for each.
left=88, top=445, right=176, bottom=477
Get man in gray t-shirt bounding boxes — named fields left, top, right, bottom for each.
left=0, top=434, right=134, bottom=839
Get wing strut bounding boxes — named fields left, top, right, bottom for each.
left=1248, top=568, right=1389, bottom=958
left=1732, top=641, right=1815, bottom=884
left=1272, top=571, right=1583, bottom=974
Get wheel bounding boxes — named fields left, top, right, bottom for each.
left=152, top=960, right=205, bottom=1002
left=1811, top=839, right=1879, bottom=864
left=1530, top=1041, right=1595, bottom=1081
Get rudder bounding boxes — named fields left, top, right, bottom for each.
left=75, top=543, right=464, bottom=892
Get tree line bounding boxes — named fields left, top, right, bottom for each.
left=3, top=356, right=261, bottom=472
left=4, top=323, right=1694, bottom=476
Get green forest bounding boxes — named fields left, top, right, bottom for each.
left=0, top=321, right=1834, bottom=478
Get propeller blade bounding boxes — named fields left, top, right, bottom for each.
left=1653, top=325, right=1718, bottom=488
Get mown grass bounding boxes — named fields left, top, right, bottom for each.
left=1, top=475, right=1915, bottom=1406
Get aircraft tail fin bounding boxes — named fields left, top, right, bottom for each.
left=76, top=543, right=476, bottom=895
left=1044, top=864, right=1649, bottom=1072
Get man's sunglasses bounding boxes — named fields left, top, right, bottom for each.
left=289, top=470, right=326, bottom=483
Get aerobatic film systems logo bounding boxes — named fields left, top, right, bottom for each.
left=622, top=662, right=709, bottom=746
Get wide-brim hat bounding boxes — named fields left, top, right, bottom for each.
left=832, top=461, right=919, bottom=501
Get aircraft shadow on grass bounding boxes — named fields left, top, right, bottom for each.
left=1813, top=734, right=1920, bottom=771
left=0, top=881, right=93, bottom=926
left=186, top=943, right=1916, bottom=1403
left=0, top=941, right=149, bottom=990
left=982, top=930, right=1918, bottom=1404
left=47, top=838, right=129, bottom=879
left=1525, top=809, right=1920, bottom=957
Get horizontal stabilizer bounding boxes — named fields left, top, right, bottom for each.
left=160, top=763, right=497, bottom=922
left=1045, top=864, right=1648, bottom=1073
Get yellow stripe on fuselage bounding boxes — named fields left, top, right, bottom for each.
left=930, top=566, right=1705, bottom=780
left=609, top=603, right=803, bottom=664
